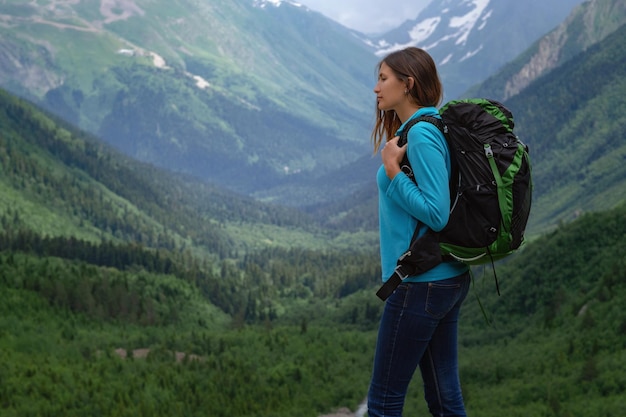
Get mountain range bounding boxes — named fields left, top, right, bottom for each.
left=367, top=0, right=586, bottom=100
left=0, top=0, right=591, bottom=205
left=1, top=0, right=625, bottom=237
left=0, top=0, right=380, bottom=196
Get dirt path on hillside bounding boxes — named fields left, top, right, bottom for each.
left=3, top=0, right=144, bottom=32
left=99, top=0, right=145, bottom=24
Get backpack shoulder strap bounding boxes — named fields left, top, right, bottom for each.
left=398, top=116, right=446, bottom=147
left=398, top=116, right=447, bottom=182
left=377, top=116, right=456, bottom=301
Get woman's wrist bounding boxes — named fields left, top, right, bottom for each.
left=385, top=164, right=401, bottom=179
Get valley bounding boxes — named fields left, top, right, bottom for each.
left=0, top=0, right=625, bottom=415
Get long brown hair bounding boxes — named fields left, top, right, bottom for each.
left=371, top=47, right=443, bottom=152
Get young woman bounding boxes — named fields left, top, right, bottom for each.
left=368, top=47, right=471, bottom=417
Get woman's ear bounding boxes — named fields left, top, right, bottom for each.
left=407, top=77, right=415, bottom=91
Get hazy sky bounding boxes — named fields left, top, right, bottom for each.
left=296, top=0, right=431, bottom=34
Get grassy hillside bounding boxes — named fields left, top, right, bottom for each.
left=0, top=0, right=378, bottom=196
left=0, top=86, right=382, bottom=314
left=0, top=87, right=376, bottom=255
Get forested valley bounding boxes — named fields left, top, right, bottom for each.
left=1, top=86, right=626, bottom=416
left=1, top=203, right=625, bottom=417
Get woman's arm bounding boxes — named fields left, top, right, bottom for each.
left=385, top=123, right=450, bottom=231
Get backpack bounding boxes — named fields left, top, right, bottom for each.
left=376, top=98, right=532, bottom=301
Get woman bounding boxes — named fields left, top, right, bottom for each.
left=368, top=47, right=471, bottom=417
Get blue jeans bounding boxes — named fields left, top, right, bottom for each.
left=367, top=272, right=470, bottom=417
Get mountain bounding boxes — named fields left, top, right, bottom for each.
left=0, top=84, right=387, bottom=326
left=366, top=0, right=587, bottom=101
left=507, top=23, right=626, bottom=231
left=0, top=0, right=378, bottom=197
left=0, top=87, right=339, bottom=259
left=0, top=0, right=589, bottom=207
left=250, top=0, right=595, bottom=205
left=465, top=0, right=626, bottom=101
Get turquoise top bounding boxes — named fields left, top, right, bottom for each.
left=377, top=107, right=468, bottom=283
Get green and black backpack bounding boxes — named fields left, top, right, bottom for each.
left=376, top=98, right=533, bottom=301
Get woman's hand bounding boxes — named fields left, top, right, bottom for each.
left=381, top=136, right=406, bottom=179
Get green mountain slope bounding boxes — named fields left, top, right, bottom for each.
left=0, top=0, right=378, bottom=195
left=0, top=85, right=383, bottom=316
left=0, top=199, right=624, bottom=416
left=0, top=87, right=347, bottom=256
left=466, top=0, right=626, bottom=101
left=509, top=23, right=626, bottom=232
left=453, top=203, right=626, bottom=417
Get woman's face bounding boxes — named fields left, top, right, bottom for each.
left=374, top=62, right=406, bottom=113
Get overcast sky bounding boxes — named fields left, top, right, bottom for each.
left=296, top=0, right=431, bottom=34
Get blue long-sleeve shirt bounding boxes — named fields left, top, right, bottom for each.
left=377, top=107, right=468, bottom=283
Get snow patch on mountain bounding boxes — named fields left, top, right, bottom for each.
left=374, top=17, right=441, bottom=55
left=252, top=0, right=304, bottom=9
left=408, top=17, right=441, bottom=45
left=450, top=0, right=490, bottom=45
left=372, top=0, right=491, bottom=58
left=459, top=45, right=483, bottom=62
left=254, top=0, right=283, bottom=6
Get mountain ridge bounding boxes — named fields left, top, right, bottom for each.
left=0, top=0, right=585, bottom=204
left=466, top=0, right=626, bottom=101
left=0, top=0, right=378, bottom=195
left=366, top=0, right=587, bottom=100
